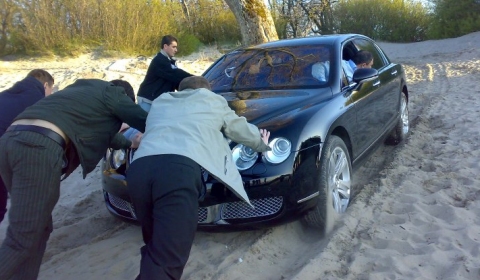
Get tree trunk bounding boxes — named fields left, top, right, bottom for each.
left=180, top=0, right=193, bottom=32
left=224, top=0, right=278, bottom=46
left=0, top=0, right=15, bottom=54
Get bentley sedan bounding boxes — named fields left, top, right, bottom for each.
left=101, top=34, right=409, bottom=231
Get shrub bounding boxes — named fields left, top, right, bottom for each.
left=176, top=34, right=202, bottom=56
left=428, top=0, right=480, bottom=39
left=333, top=0, right=430, bottom=42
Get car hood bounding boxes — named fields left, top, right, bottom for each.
left=218, top=88, right=332, bottom=124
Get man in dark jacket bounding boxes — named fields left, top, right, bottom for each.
left=136, top=34, right=192, bottom=111
left=0, top=69, right=54, bottom=225
left=0, top=79, right=147, bottom=280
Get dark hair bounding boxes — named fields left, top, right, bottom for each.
left=160, top=35, right=178, bottom=49
left=110, top=79, right=135, bottom=102
left=27, top=69, right=54, bottom=87
left=353, top=50, right=373, bottom=65
left=178, top=76, right=211, bottom=91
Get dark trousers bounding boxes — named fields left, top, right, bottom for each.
left=127, top=154, right=202, bottom=280
left=0, top=131, right=64, bottom=280
left=0, top=173, right=7, bottom=223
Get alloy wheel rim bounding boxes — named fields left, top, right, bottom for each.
left=401, top=95, right=409, bottom=135
left=327, top=146, right=351, bottom=213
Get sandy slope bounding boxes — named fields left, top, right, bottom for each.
left=0, top=32, right=479, bottom=280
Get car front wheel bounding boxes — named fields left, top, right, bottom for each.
left=303, top=135, right=352, bottom=232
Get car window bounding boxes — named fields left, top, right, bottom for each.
left=339, top=42, right=357, bottom=85
left=352, top=39, right=387, bottom=70
left=204, top=45, right=332, bottom=92
left=340, top=66, right=350, bottom=88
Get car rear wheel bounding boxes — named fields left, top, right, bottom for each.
left=303, top=135, right=352, bottom=232
left=388, top=92, right=409, bottom=144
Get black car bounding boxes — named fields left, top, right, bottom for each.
left=102, top=34, right=409, bottom=231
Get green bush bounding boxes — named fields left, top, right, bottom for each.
left=334, top=0, right=430, bottom=42
left=428, top=0, right=480, bottom=39
left=0, top=0, right=244, bottom=56
left=187, top=0, right=241, bottom=45
left=0, top=0, right=185, bottom=56
left=176, top=34, right=202, bottom=56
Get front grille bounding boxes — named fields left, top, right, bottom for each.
left=107, top=193, right=283, bottom=224
left=108, top=192, right=208, bottom=223
left=221, top=197, right=283, bottom=220
left=107, top=193, right=137, bottom=219
left=108, top=193, right=131, bottom=212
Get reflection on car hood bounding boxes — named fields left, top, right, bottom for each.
left=219, top=89, right=331, bottom=124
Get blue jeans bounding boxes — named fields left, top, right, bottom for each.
left=137, top=97, right=152, bottom=112
left=124, top=97, right=151, bottom=140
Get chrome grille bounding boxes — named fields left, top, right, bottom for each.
left=108, top=193, right=131, bottom=212
left=221, top=197, right=283, bottom=220
left=107, top=193, right=137, bottom=219
left=107, top=193, right=283, bottom=224
left=108, top=192, right=207, bottom=223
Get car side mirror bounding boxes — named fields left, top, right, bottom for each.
left=352, top=68, right=378, bottom=83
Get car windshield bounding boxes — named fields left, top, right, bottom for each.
left=204, top=45, right=332, bottom=92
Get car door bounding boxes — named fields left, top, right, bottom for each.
left=353, top=39, right=401, bottom=136
left=342, top=41, right=383, bottom=159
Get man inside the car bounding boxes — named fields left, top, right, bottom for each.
left=312, top=50, right=373, bottom=83
left=312, top=59, right=355, bottom=83
left=127, top=76, right=271, bottom=280
left=351, top=50, right=374, bottom=70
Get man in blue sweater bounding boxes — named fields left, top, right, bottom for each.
left=0, top=69, right=54, bottom=224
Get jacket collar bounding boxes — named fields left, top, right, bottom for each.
left=160, top=49, right=175, bottom=62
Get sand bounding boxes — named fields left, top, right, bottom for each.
left=0, top=32, right=479, bottom=279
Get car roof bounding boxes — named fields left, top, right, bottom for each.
left=248, top=34, right=367, bottom=49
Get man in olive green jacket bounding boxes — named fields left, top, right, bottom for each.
left=0, top=79, right=147, bottom=280
left=127, top=76, right=270, bottom=280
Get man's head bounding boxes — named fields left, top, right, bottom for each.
left=178, top=76, right=211, bottom=91
left=353, top=50, right=374, bottom=68
left=161, top=35, right=178, bottom=58
left=110, top=79, right=135, bottom=102
left=27, top=69, right=54, bottom=96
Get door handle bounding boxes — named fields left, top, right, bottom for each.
left=373, top=81, right=381, bottom=87
left=391, top=70, right=397, bottom=76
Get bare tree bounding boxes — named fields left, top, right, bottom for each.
left=302, top=0, right=335, bottom=35
left=224, top=0, right=278, bottom=46
left=179, top=0, right=194, bottom=32
left=271, top=0, right=336, bottom=38
left=0, top=0, right=17, bottom=54
left=281, top=0, right=308, bottom=37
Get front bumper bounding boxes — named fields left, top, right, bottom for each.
left=101, top=143, right=322, bottom=229
left=102, top=172, right=318, bottom=229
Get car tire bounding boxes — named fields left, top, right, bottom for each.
left=388, top=91, right=409, bottom=144
left=303, top=135, right=352, bottom=232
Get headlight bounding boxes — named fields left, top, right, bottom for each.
left=263, top=137, right=291, bottom=164
left=110, top=149, right=126, bottom=169
left=232, top=144, right=258, bottom=170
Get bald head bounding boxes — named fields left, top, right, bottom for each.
left=178, top=76, right=211, bottom=91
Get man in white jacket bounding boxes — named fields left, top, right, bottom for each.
left=127, top=76, right=271, bottom=280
